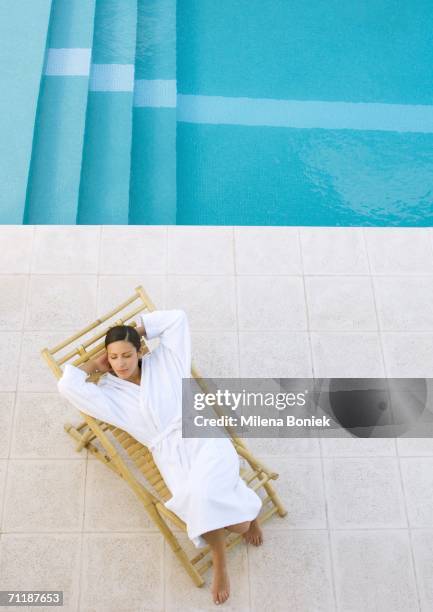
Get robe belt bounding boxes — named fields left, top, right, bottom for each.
left=148, top=416, right=183, bottom=452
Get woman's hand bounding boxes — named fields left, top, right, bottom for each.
left=93, top=350, right=111, bottom=373
left=78, top=350, right=111, bottom=375
left=133, top=321, right=146, bottom=338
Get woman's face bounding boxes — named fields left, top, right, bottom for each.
left=106, top=340, right=141, bottom=380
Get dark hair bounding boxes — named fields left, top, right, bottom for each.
left=105, top=325, right=141, bottom=351
left=104, top=325, right=142, bottom=368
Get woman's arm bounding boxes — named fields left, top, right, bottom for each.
left=139, top=309, right=187, bottom=340
left=135, top=324, right=146, bottom=338
left=137, top=310, right=191, bottom=375
left=57, top=363, right=128, bottom=428
left=77, top=351, right=111, bottom=375
left=77, top=359, right=99, bottom=375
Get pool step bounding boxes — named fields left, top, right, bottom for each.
left=24, top=0, right=96, bottom=224
left=0, top=0, right=52, bottom=223
left=77, top=0, right=137, bottom=224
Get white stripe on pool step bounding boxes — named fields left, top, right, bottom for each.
left=89, top=63, right=135, bottom=92
left=43, top=49, right=433, bottom=131
left=177, top=95, right=433, bottom=133
left=45, top=48, right=92, bottom=76
left=134, top=79, right=177, bottom=108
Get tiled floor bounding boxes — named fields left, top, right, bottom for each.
left=0, top=225, right=433, bottom=611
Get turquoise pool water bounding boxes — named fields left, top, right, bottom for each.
left=1, top=0, right=432, bottom=225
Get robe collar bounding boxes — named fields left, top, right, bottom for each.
left=103, top=372, right=142, bottom=389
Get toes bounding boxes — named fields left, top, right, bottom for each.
left=215, top=591, right=228, bottom=604
left=213, top=584, right=230, bottom=604
left=243, top=527, right=264, bottom=546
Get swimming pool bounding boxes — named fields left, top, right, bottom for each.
left=2, top=0, right=433, bottom=225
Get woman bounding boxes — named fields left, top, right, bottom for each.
left=57, top=309, right=263, bottom=605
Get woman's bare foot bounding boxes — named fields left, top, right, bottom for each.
left=202, top=528, right=231, bottom=605
left=242, top=518, right=263, bottom=546
left=212, top=563, right=230, bottom=605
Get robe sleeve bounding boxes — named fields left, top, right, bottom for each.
left=139, top=309, right=191, bottom=376
left=57, top=363, right=129, bottom=429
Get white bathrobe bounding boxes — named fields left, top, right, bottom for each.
left=57, top=309, right=262, bottom=548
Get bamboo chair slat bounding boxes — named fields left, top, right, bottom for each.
left=242, top=469, right=261, bottom=485
left=50, top=296, right=144, bottom=355
left=126, top=442, right=144, bottom=455
left=42, top=284, right=287, bottom=588
left=135, top=456, right=149, bottom=469
left=159, top=489, right=172, bottom=503
left=122, top=438, right=139, bottom=450
left=251, top=474, right=272, bottom=491
left=114, top=432, right=130, bottom=443
left=154, top=480, right=170, bottom=493
left=147, top=474, right=163, bottom=487
left=130, top=448, right=148, bottom=462
left=141, top=464, right=160, bottom=477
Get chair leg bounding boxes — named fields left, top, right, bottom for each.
left=261, top=479, right=287, bottom=517
left=148, top=503, right=205, bottom=587
left=65, top=422, right=205, bottom=587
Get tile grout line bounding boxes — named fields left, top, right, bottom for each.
left=1, top=526, right=432, bottom=535
left=162, top=537, right=167, bottom=612
left=389, top=430, right=422, bottom=609
left=0, top=226, right=37, bottom=539
left=361, top=228, right=386, bottom=374
left=5, top=453, right=433, bottom=460
left=0, top=226, right=37, bottom=584
left=75, top=225, right=104, bottom=611
left=160, top=226, right=168, bottom=609
left=96, top=225, right=103, bottom=314
left=298, top=227, right=339, bottom=610
left=165, top=225, right=169, bottom=308
left=317, top=452, right=339, bottom=611
left=6, top=328, right=433, bottom=335
left=76, top=455, right=88, bottom=612
left=232, top=226, right=252, bottom=609
left=3, top=270, right=433, bottom=280
left=297, top=228, right=315, bottom=379
left=5, top=271, right=433, bottom=279
left=3, top=272, right=433, bottom=277
left=426, top=227, right=433, bottom=266
left=362, top=227, right=396, bottom=446
left=245, top=540, right=252, bottom=612
left=362, top=227, right=422, bottom=612
left=232, top=227, right=242, bottom=379
left=7, top=328, right=433, bottom=336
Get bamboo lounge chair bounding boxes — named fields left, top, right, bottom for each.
left=41, top=285, right=287, bottom=587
